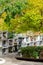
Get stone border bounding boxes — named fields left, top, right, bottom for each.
left=15, top=56, right=43, bottom=62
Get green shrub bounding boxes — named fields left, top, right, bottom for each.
left=20, top=46, right=43, bottom=58
left=8, top=32, right=13, bottom=39
left=32, top=51, right=38, bottom=59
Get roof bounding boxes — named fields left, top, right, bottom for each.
left=34, top=32, right=40, bottom=36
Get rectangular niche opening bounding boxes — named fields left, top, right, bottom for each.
left=2, top=40, right=6, bottom=47
left=3, top=32, right=7, bottom=38
left=9, top=40, right=13, bottom=46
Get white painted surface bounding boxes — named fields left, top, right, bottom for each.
left=0, top=58, right=6, bottom=64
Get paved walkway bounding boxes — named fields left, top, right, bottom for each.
left=0, top=53, right=43, bottom=65
left=1, top=57, right=43, bottom=65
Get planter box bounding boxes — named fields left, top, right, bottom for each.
left=15, top=56, right=43, bottom=62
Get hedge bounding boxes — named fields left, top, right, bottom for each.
left=20, top=46, right=43, bottom=59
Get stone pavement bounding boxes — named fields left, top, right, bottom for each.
left=0, top=53, right=43, bottom=65
left=0, top=57, right=43, bottom=65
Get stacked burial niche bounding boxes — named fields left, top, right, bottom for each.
left=2, top=32, right=13, bottom=54
left=8, top=39, right=14, bottom=53
left=2, top=31, right=17, bottom=54
left=0, top=31, right=43, bottom=55
left=0, top=31, right=2, bottom=55
left=2, top=31, right=8, bottom=54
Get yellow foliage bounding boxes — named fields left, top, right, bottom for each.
left=0, top=18, right=4, bottom=30
left=28, top=0, right=43, bottom=8
left=0, top=18, right=8, bottom=31
left=0, top=18, right=4, bottom=24
left=1, top=12, right=7, bottom=19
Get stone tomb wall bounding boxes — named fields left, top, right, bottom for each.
left=0, top=31, right=17, bottom=55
